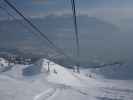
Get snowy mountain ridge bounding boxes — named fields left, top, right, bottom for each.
left=0, top=58, right=133, bottom=100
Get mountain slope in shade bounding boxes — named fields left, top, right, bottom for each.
left=90, top=60, right=133, bottom=80
left=0, top=14, right=119, bottom=54
left=0, top=15, right=120, bottom=67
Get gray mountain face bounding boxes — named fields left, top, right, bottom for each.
left=92, top=60, right=133, bottom=80
left=0, top=14, right=119, bottom=67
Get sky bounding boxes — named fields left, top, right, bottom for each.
left=1, top=0, right=133, bottom=19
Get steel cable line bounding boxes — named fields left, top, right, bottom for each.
left=0, top=5, right=39, bottom=38
left=70, top=0, right=80, bottom=72
left=3, top=0, right=74, bottom=63
left=70, top=0, right=80, bottom=57
left=0, top=5, right=60, bottom=59
left=0, top=5, right=66, bottom=62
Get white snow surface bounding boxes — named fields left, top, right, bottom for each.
left=0, top=58, right=8, bottom=67
left=0, top=58, right=9, bottom=72
left=0, top=58, right=133, bottom=100
left=40, top=59, right=83, bottom=86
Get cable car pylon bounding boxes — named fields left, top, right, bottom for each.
left=71, top=0, right=80, bottom=73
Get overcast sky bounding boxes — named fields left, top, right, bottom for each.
left=1, top=0, right=133, bottom=20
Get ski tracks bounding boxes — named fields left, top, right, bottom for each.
left=33, top=88, right=59, bottom=100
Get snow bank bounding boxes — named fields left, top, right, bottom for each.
left=0, top=58, right=8, bottom=67
left=0, top=58, right=10, bottom=72
left=39, top=59, right=83, bottom=86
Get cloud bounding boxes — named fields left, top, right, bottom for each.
left=1, top=0, right=133, bottom=23
left=31, top=0, right=59, bottom=5
left=76, top=7, right=131, bottom=17
left=32, top=0, right=48, bottom=3
left=25, top=7, right=133, bottom=20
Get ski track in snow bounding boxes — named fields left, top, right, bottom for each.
left=70, top=73, right=133, bottom=100
left=1, top=58, right=133, bottom=100
left=33, top=88, right=58, bottom=100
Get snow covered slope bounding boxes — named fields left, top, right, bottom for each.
left=0, top=57, right=8, bottom=67
left=0, top=58, right=133, bottom=100
left=0, top=57, right=11, bottom=72
left=39, top=59, right=83, bottom=86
